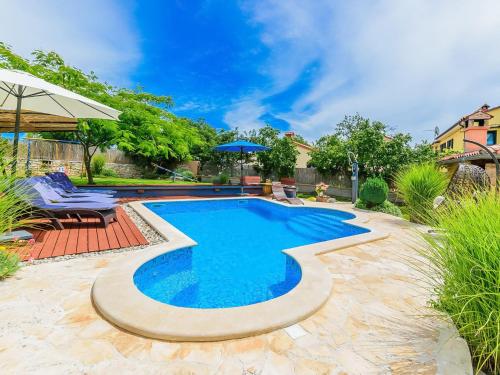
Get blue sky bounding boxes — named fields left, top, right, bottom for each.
left=3, top=0, right=500, bottom=142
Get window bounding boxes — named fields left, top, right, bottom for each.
left=477, top=119, right=485, bottom=126
left=447, top=139, right=454, bottom=149
left=487, top=131, right=497, bottom=146
left=440, top=143, right=446, bottom=151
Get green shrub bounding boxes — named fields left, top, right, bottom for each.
left=212, top=174, right=229, bottom=184
left=420, top=193, right=499, bottom=373
left=359, top=177, right=388, bottom=206
left=91, top=155, right=106, bottom=175
left=355, top=199, right=402, bottom=217
left=101, top=168, right=118, bottom=177
left=395, top=163, right=448, bottom=223
left=175, top=168, right=194, bottom=180
left=374, top=201, right=402, bottom=216
left=0, top=250, right=20, bottom=279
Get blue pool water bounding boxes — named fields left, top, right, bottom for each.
left=134, top=199, right=369, bottom=308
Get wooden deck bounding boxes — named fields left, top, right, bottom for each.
left=26, top=207, right=148, bottom=260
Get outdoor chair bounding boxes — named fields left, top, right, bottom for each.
left=46, top=172, right=116, bottom=195
left=17, top=179, right=118, bottom=229
left=40, top=176, right=114, bottom=199
left=28, top=177, right=116, bottom=205
left=271, top=183, right=303, bottom=205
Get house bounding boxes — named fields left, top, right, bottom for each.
left=433, top=104, right=500, bottom=188
left=283, top=131, right=315, bottom=168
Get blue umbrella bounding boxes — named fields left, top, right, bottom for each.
left=214, top=140, right=270, bottom=194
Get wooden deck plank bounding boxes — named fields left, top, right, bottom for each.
left=106, top=221, right=121, bottom=249
left=76, top=219, right=89, bottom=254
left=51, top=228, right=70, bottom=257
left=23, top=205, right=151, bottom=260
left=37, top=229, right=61, bottom=259
left=65, top=224, right=79, bottom=254
left=96, top=223, right=110, bottom=251
left=111, top=214, right=130, bottom=248
left=87, top=219, right=100, bottom=252
left=117, top=218, right=140, bottom=246
left=118, top=208, right=147, bottom=245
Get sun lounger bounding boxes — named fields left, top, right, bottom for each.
left=35, top=200, right=117, bottom=229
left=17, top=180, right=117, bottom=229
left=271, top=183, right=303, bottom=205
left=27, top=177, right=116, bottom=205
left=46, top=172, right=116, bottom=195
left=39, top=176, right=114, bottom=199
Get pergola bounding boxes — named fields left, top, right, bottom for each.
left=0, top=110, right=78, bottom=133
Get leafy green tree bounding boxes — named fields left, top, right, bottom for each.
left=1, top=44, right=120, bottom=183
left=308, top=134, right=347, bottom=174
left=188, top=121, right=243, bottom=173
left=248, top=125, right=299, bottom=178
left=412, top=141, right=437, bottom=164
left=309, top=114, right=437, bottom=182
left=0, top=44, right=211, bottom=183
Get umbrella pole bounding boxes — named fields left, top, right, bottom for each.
left=11, top=87, right=23, bottom=175
left=240, top=148, right=244, bottom=195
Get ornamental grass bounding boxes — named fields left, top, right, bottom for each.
left=421, top=192, right=499, bottom=373
left=395, top=163, right=448, bottom=223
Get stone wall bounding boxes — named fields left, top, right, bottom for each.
left=17, top=158, right=143, bottom=179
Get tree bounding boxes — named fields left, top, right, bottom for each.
left=308, top=134, right=347, bottom=174
left=309, top=114, right=437, bottom=182
left=1, top=44, right=120, bottom=183
left=412, top=141, right=438, bottom=164
left=0, top=44, right=211, bottom=183
left=248, top=125, right=299, bottom=178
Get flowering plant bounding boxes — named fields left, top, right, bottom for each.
left=315, top=182, right=329, bottom=197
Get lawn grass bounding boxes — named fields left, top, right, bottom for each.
left=70, top=176, right=209, bottom=186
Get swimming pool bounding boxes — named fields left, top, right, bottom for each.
left=134, top=198, right=369, bottom=308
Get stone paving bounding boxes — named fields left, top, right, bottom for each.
left=0, top=203, right=472, bottom=374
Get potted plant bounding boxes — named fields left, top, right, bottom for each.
left=315, top=182, right=329, bottom=202
left=262, top=178, right=272, bottom=195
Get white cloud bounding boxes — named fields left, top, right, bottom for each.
left=223, top=97, right=267, bottom=131
left=0, top=0, right=140, bottom=86
left=233, top=0, right=500, bottom=142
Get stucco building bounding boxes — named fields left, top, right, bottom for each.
left=283, top=131, right=315, bottom=168
left=432, top=104, right=499, bottom=188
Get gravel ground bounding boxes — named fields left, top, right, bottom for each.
left=23, top=203, right=167, bottom=266
left=122, top=203, right=165, bottom=244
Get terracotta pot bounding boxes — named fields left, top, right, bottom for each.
left=316, top=196, right=328, bottom=202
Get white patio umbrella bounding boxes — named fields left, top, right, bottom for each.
left=0, top=68, right=121, bottom=173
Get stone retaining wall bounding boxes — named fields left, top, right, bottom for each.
left=17, top=158, right=143, bottom=178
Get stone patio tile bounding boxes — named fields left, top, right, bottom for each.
left=0, top=203, right=472, bottom=374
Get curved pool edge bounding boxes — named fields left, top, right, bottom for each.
left=92, top=197, right=389, bottom=342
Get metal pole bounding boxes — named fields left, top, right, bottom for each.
left=463, top=139, right=499, bottom=194
left=347, top=151, right=358, bottom=203
left=25, top=138, right=31, bottom=177
left=240, top=147, right=244, bottom=195
left=11, top=86, right=23, bottom=175
left=351, top=161, right=359, bottom=203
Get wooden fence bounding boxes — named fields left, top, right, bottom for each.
left=18, top=138, right=133, bottom=164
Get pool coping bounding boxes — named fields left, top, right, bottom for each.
left=92, top=197, right=389, bottom=341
